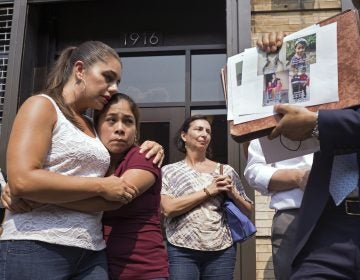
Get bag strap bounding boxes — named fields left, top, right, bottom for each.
left=219, top=163, right=228, bottom=203
left=219, top=163, right=223, bottom=175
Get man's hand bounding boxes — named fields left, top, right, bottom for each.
left=269, top=104, right=317, bottom=141
left=257, top=32, right=285, bottom=53
left=139, top=140, right=165, bottom=167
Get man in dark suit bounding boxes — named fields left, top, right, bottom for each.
left=269, top=105, right=360, bottom=279
left=258, top=13, right=360, bottom=277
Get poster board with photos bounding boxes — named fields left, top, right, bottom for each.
left=228, top=9, right=360, bottom=143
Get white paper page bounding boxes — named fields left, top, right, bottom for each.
left=232, top=48, right=264, bottom=116
left=231, top=22, right=338, bottom=123
left=227, top=52, right=245, bottom=119
left=233, top=112, right=273, bottom=124
left=226, top=54, right=237, bottom=120
left=283, top=22, right=338, bottom=106
left=259, top=136, right=320, bottom=163
left=226, top=57, right=234, bottom=120
left=226, top=27, right=322, bottom=121
left=302, top=22, right=338, bottom=105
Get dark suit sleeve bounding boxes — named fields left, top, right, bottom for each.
left=318, top=107, right=360, bottom=155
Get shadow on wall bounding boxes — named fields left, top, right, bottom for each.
left=265, top=257, right=275, bottom=279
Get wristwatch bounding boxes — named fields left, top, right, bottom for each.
left=311, top=112, right=319, bottom=139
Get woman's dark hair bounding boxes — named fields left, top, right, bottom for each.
left=43, top=41, right=121, bottom=129
left=94, top=92, right=140, bottom=142
left=175, top=114, right=213, bottom=158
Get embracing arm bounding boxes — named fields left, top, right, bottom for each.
left=58, top=169, right=155, bottom=212
left=3, top=166, right=153, bottom=214
left=7, top=96, right=137, bottom=204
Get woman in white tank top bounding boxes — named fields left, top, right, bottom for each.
left=0, top=41, right=163, bottom=280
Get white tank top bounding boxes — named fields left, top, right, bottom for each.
left=1, top=94, right=111, bottom=250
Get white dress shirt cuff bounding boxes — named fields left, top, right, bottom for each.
left=253, top=167, right=277, bottom=195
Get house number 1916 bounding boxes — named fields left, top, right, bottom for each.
left=122, top=32, right=161, bottom=47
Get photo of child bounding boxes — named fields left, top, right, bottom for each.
left=290, top=38, right=307, bottom=71
left=286, top=33, right=316, bottom=72
left=290, top=66, right=310, bottom=103
left=257, top=51, right=286, bottom=76
left=286, top=33, right=315, bottom=103
left=263, top=71, right=289, bottom=106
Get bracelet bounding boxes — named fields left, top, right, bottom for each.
left=203, top=188, right=212, bottom=198
left=311, top=112, right=319, bottom=139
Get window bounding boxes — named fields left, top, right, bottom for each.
left=119, top=55, right=186, bottom=104
left=191, top=53, right=226, bottom=102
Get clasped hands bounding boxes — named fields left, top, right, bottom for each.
left=206, top=175, right=237, bottom=198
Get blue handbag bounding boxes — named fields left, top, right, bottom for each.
left=223, top=199, right=256, bottom=243
left=219, top=164, right=256, bottom=243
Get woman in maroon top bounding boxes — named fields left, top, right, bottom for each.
left=94, top=93, right=169, bottom=280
